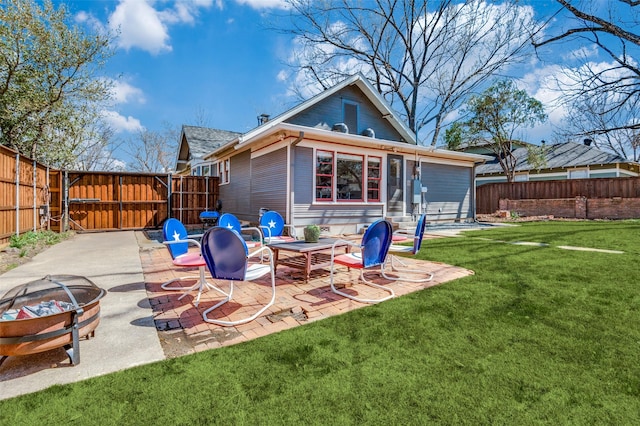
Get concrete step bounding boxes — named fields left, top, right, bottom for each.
left=385, top=216, right=417, bottom=232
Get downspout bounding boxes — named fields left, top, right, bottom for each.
left=288, top=131, right=305, bottom=226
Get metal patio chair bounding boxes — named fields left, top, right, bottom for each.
left=201, top=227, right=276, bottom=326
left=329, top=219, right=395, bottom=304
left=381, top=213, right=434, bottom=282
left=259, top=210, right=297, bottom=244
left=217, top=213, right=264, bottom=249
left=161, top=218, right=227, bottom=307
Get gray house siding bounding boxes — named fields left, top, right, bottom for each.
left=219, top=150, right=252, bottom=218
left=293, top=205, right=384, bottom=227
left=250, top=147, right=288, bottom=222
left=286, top=86, right=404, bottom=142
left=293, top=147, right=314, bottom=205
left=421, top=163, right=474, bottom=222
left=292, top=146, right=384, bottom=227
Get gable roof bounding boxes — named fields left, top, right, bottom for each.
left=175, top=125, right=241, bottom=172
left=193, top=73, right=487, bottom=166
left=236, top=73, right=416, bottom=146
left=182, top=125, right=241, bottom=159
left=476, top=141, right=630, bottom=175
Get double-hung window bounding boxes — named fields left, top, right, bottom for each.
left=367, top=157, right=381, bottom=201
left=315, top=150, right=381, bottom=202
left=217, top=159, right=230, bottom=184
left=316, top=150, right=333, bottom=200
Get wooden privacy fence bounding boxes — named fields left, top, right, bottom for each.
left=0, top=145, right=51, bottom=246
left=64, top=172, right=219, bottom=231
left=0, top=145, right=219, bottom=245
left=477, top=177, right=640, bottom=216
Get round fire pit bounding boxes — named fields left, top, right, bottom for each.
left=0, top=275, right=106, bottom=368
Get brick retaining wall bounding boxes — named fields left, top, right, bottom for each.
left=499, top=197, right=640, bottom=219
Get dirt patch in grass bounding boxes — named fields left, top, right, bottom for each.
left=0, top=232, right=73, bottom=276
left=0, top=242, right=50, bottom=275
left=476, top=213, right=557, bottom=223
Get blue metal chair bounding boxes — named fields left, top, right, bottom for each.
left=201, top=227, right=276, bottom=326
left=161, top=218, right=226, bottom=306
left=381, top=213, right=434, bottom=282
left=259, top=210, right=297, bottom=244
left=217, top=213, right=263, bottom=249
left=329, top=219, right=394, bottom=303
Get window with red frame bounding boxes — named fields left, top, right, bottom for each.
left=315, top=150, right=333, bottom=200
left=316, top=150, right=383, bottom=202
left=367, top=156, right=381, bottom=201
left=336, top=153, right=363, bottom=201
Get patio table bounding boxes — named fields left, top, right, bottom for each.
left=268, top=238, right=350, bottom=282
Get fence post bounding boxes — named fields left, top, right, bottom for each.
left=32, top=160, right=37, bottom=232
left=62, top=170, right=69, bottom=232
left=15, top=153, right=20, bottom=237
left=179, top=175, right=183, bottom=223
left=119, top=174, right=123, bottom=229
left=45, top=166, right=50, bottom=231
left=205, top=176, right=209, bottom=211
left=167, top=173, right=172, bottom=220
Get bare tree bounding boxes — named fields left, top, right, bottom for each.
left=192, top=106, right=213, bottom=128
left=533, top=1, right=640, bottom=138
left=558, top=93, right=640, bottom=161
left=125, top=123, right=178, bottom=173
left=282, top=0, right=540, bottom=145
left=71, top=119, right=125, bottom=171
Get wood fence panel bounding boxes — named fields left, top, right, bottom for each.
left=63, top=172, right=217, bottom=231
left=48, top=170, right=62, bottom=232
left=170, top=176, right=218, bottom=225
left=0, top=145, right=49, bottom=245
left=1, top=148, right=219, bottom=240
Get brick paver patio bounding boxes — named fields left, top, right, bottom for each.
left=139, top=235, right=473, bottom=357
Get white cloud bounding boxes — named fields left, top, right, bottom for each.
left=109, top=0, right=171, bottom=54
left=233, top=0, right=289, bottom=10
left=82, top=0, right=282, bottom=55
left=108, top=79, right=146, bottom=105
left=514, top=57, right=637, bottom=143
left=102, top=110, right=144, bottom=133
left=108, top=0, right=215, bottom=54
left=75, top=10, right=107, bottom=34
left=563, top=45, right=599, bottom=62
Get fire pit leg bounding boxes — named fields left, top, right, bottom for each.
left=64, top=311, right=81, bottom=365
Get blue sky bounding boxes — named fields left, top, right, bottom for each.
left=50, top=0, right=623, bottom=166
left=65, top=0, right=295, bottom=138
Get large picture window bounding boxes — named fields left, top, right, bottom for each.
left=337, top=153, right=363, bottom=201
left=315, top=150, right=381, bottom=203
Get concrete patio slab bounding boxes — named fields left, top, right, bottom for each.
left=0, top=231, right=164, bottom=401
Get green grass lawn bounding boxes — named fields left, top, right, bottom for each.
left=2, top=220, right=639, bottom=424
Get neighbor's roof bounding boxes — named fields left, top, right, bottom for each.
left=477, top=141, right=629, bottom=175
left=182, top=125, right=241, bottom=159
